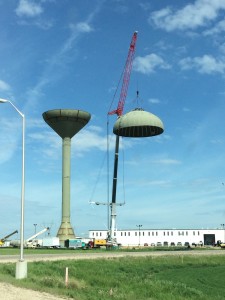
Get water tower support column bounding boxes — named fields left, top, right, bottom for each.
left=57, top=136, right=75, bottom=240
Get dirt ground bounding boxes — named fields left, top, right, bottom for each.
left=0, top=281, right=70, bottom=300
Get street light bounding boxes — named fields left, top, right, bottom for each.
left=136, top=224, right=142, bottom=247
left=0, top=98, right=27, bottom=279
left=33, top=224, right=37, bottom=235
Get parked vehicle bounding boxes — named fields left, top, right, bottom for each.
left=65, top=239, right=86, bottom=249
left=42, top=237, right=60, bottom=248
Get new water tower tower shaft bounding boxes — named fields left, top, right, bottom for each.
left=43, top=109, right=91, bottom=245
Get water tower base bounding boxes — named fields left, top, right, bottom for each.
left=57, top=222, right=75, bottom=246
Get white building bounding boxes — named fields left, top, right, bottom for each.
left=89, top=228, right=225, bottom=247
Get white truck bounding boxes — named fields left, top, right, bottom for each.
left=26, top=227, right=50, bottom=248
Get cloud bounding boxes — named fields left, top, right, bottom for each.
left=15, top=0, right=43, bottom=17
left=148, top=98, right=161, bottom=104
left=133, top=54, right=171, bottom=74
left=0, top=118, right=20, bottom=164
left=70, top=22, right=93, bottom=33
left=182, top=107, right=191, bottom=112
left=24, top=9, right=99, bottom=109
left=204, top=19, right=225, bottom=35
left=149, top=0, right=225, bottom=31
left=179, top=55, right=225, bottom=74
left=0, top=80, right=10, bottom=91
left=153, top=158, right=182, bottom=165
left=28, top=125, right=115, bottom=161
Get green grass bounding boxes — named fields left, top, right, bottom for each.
left=0, top=254, right=225, bottom=299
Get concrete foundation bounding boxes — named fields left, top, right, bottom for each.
left=16, top=260, right=27, bottom=279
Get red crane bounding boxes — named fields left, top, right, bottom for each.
left=107, top=31, right=138, bottom=245
left=108, top=31, right=138, bottom=117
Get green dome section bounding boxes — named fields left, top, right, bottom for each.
left=113, top=108, right=164, bottom=137
left=43, top=109, right=91, bottom=138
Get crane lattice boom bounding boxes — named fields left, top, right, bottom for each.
left=108, top=31, right=138, bottom=117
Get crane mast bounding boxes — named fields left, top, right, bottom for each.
left=108, top=31, right=138, bottom=117
left=107, top=31, right=138, bottom=246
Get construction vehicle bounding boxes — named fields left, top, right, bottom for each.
left=10, top=227, right=49, bottom=248
left=107, top=31, right=138, bottom=245
left=87, top=239, right=107, bottom=248
left=0, top=230, right=18, bottom=246
left=26, top=227, right=50, bottom=248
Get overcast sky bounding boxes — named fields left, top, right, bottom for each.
left=1, top=0, right=225, bottom=239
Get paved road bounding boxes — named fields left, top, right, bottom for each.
left=1, top=249, right=225, bottom=263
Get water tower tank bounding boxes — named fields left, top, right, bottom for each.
left=113, top=108, right=164, bottom=137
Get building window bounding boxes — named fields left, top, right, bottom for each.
left=92, top=232, right=94, bottom=237
left=156, top=232, right=158, bottom=236
left=114, top=232, right=116, bottom=236
left=121, top=232, right=123, bottom=236
left=193, top=231, right=195, bottom=236
left=171, top=232, right=173, bottom=236
left=167, top=232, right=169, bottom=236
left=124, top=232, right=126, bottom=236
left=96, top=232, right=98, bottom=237
left=186, top=231, right=188, bottom=236
left=178, top=231, right=180, bottom=236
left=198, top=231, right=200, bottom=235
left=128, top=232, right=130, bottom=236
left=163, top=232, right=165, bottom=236
left=135, top=232, right=137, bottom=236
left=148, top=232, right=150, bottom=236
left=100, top=232, right=102, bottom=237
left=142, top=232, right=144, bottom=236
left=152, top=232, right=154, bottom=236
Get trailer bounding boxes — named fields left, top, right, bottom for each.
left=42, top=237, right=60, bottom=248
left=65, top=239, right=86, bottom=249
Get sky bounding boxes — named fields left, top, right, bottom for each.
left=1, top=0, right=225, bottom=239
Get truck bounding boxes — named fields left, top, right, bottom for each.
left=87, top=239, right=107, bottom=248
left=42, top=237, right=60, bottom=248
left=9, top=227, right=49, bottom=248
left=26, top=227, right=50, bottom=248
left=65, top=239, right=86, bottom=249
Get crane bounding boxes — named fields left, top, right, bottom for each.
left=0, top=230, right=18, bottom=246
left=107, top=31, right=138, bottom=246
left=108, top=31, right=138, bottom=117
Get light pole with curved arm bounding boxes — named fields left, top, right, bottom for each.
left=136, top=224, right=142, bottom=247
left=0, top=98, right=27, bottom=279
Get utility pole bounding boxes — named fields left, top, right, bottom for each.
left=221, top=224, right=225, bottom=243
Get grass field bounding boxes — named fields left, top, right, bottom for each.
left=0, top=252, right=225, bottom=299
